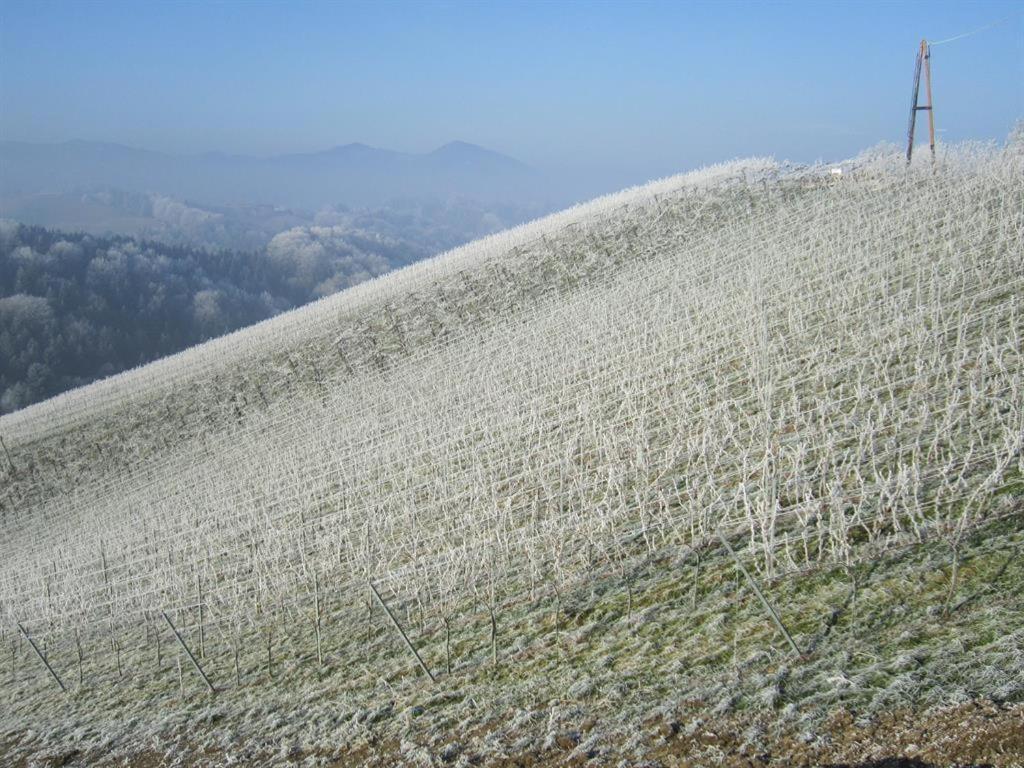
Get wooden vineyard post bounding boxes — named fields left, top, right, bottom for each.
left=489, top=606, right=498, bottom=671
left=691, top=550, right=701, bottom=610
left=161, top=611, right=215, bottom=693
left=553, top=589, right=561, bottom=648
left=0, top=434, right=14, bottom=474
left=365, top=585, right=374, bottom=649
left=906, top=38, right=936, bottom=165
left=715, top=530, right=801, bottom=657
left=17, top=623, right=66, bottom=693
left=313, top=570, right=323, bottom=667
left=196, top=574, right=206, bottom=659
left=266, top=628, right=274, bottom=680
left=75, top=629, right=84, bottom=686
left=443, top=617, right=452, bottom=675
left=367, top=581, right=435, bottom=683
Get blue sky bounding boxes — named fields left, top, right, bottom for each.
left=1, top=0, right=1021, bottom=181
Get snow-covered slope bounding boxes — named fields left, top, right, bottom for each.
left=1, top=140, right=1021, bottom=766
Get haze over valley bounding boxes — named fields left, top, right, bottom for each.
left=0, top=138, right=562, bottom=412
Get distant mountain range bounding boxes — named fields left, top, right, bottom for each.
left=0, top=139, right=550, bottom=211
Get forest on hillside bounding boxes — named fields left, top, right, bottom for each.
left=0, top=202, right=527, bottom=413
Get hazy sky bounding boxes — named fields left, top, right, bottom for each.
left=1, top=0, right=1021, bottom=182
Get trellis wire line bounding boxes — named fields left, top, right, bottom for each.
left=6, top=244, right=1015, bottom=581
left=4, top=165, right=1003, bottom=512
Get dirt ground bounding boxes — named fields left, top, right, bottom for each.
left=5, top=699, right=1021, bottom=768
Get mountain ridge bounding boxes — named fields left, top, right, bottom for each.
left=0, top=137, right=525, bottom=164
left=0, top=138, right=547, bottom=211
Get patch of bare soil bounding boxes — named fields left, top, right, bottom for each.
left=644, top=700, right=1023, bottom=768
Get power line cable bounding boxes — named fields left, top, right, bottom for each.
left=929, top=13, right=1022, bottom=46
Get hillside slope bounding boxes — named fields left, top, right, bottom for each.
left=1, top=140, right=1022, bottom=766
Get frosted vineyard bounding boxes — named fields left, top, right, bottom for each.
left=0, top=140, right=1021, bottom=708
